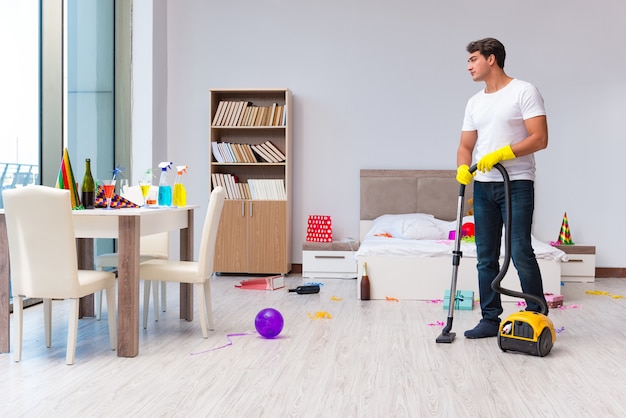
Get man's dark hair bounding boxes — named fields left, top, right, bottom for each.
left=467, top=38, right=506, bottom=69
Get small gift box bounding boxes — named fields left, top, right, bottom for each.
left=306, top=215, right=332, bottom=242
left=544, top=292, right=564, bottom=308
left=235, top=275, right=285, bottom=291
left=443, top=290, right=474, bottom=310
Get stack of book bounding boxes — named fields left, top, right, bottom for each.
left=212, top=101, right=286, bottom=127
left=211, top=174, right=286, bottom=200
left=211, top=142, right=257, bottom=163
left=212, top=140, right=285, bottom=163
left=248, top=179, right=286, bottom=200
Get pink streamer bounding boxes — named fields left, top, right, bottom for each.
left=190, top=333, right=252, bottom=355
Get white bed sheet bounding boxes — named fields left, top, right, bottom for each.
left=355, top=235, right=569, bottom=261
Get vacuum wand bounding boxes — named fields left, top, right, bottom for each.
left=436, top=183, right=468, bottom=344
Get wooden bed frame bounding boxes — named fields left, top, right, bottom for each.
left=357, top=169, right=562, bottom=301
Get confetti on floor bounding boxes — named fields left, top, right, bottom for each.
left=427, top=299, right=444, bottom=304
left=330, top=296, right=343, bottom=301
left=308, top=311, right=332, bottom=320
left=385, top=296, right=399, bottom=302
left=428, top=321, right=445, bottom=327
left=585, top=290, right=624, bottom=299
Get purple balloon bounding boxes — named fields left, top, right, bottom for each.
left=255, top=308, right=284, bottom=339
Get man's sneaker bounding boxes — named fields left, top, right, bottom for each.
left=464, top=319, right=500, bottom=339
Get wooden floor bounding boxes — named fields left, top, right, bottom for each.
left=2, top=275, right=626, bottom=417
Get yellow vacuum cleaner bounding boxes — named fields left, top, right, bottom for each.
left=437, top=163, right=556, bottom=357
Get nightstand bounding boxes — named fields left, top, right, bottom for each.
left=302, top=241, right=359, bottom=279
left=558, top=244, right=596, bottom=282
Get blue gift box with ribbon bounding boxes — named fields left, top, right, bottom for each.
left=443, top=290, right=474, bottom=310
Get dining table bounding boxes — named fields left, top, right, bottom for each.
left=0, top=205, right=198, bottom=358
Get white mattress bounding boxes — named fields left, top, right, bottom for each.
left=355, top=235, right=568, bottom=261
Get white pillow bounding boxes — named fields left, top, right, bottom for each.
left=367, top=213, right=447, bottom=240
left=401, top=217, right=448, bottom=240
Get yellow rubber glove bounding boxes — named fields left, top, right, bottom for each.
left=477, top=145, right=516, bottom=173
left=456, top=164, right=473, bottom=185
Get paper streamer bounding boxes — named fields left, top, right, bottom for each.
left=190, top=333, right=252, bottom=355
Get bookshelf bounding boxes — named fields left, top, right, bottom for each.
left=209, top=88, right=292, bottom=274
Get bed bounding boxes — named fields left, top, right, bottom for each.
left=356, top=169, right=566, bottom=301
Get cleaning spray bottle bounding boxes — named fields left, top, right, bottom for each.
left=157, top=161, right=173, bottom=206
left=173, top=165, right=188, bottom=207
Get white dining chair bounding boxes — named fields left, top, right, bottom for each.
left=139, top=186, right=225, bottom=338
left=95, top=185, right=169, bottom=329
left=2, top=185, right=116, bottom=365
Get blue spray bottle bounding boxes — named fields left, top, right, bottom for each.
left=157, top=161, right=173, bottom=206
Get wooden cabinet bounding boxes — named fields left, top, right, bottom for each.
left=210, top=89, right=292, bottom=274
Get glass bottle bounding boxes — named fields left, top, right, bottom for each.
left=81, top=158, right=95, bottom=209
left=360, top=262, right=370, bottom=300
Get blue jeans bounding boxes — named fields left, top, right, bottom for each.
left=473, top=180, right=546, bottom=323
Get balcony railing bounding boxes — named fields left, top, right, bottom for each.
left=0, top=162, right=39, bottom=208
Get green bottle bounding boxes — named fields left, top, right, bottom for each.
left=81, top=158, right=95, bottom=209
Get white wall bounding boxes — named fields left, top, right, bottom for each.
left=161, top=0, right=626, bottom=268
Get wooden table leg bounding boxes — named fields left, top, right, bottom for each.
left=77, top=237, right=95, bottom=317
left=0, top=214, right=10, bottom=353
left=117, top=216, right=140, bottom=357
left=180, top=209, right=194, bottom=321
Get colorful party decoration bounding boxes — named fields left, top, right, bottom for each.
left=461, top=222, right=475, bottom=237
left=557, top=212, right=574, bottom=245
left=55, top=148, right=82, bottom=209
left=95, top=185, right=140, bottom=208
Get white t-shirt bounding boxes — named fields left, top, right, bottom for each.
left=462, top=78, right=546, bottom=182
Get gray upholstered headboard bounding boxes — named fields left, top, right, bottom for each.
left=360, top=169, right=474, bottom=222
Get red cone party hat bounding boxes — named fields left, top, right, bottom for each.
left=557, top=212, right=574, bottom=245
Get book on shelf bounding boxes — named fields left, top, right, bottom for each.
left=250, top=144, right=275, bottom=163
left=268, top=103, right=277, bottom=127
left=211, top=142, right=225, bottom=163
left=236, top=102, right=250, bottom=126
left=243, top=144, right=257, bottom=162
left=212, top=100, right=286, bottom=127
left=217, top=101, right=232, bottom=126
left=213, top=175, right=285, bottom=200
left=280, top=105, right=286, bottom=126
left=257, top=143, right=279, bottom=162
left=212, top=101, right=225, bottom=126
left=263, top=140, right=286, bottom=161
left=272, top=105, right=282, bottom=126
left=228, top=101, right=241, bottom=126
left=248, top=179, right=286, bottom=200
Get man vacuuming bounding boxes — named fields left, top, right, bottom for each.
left=456, top=37, right=549, bottom=339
